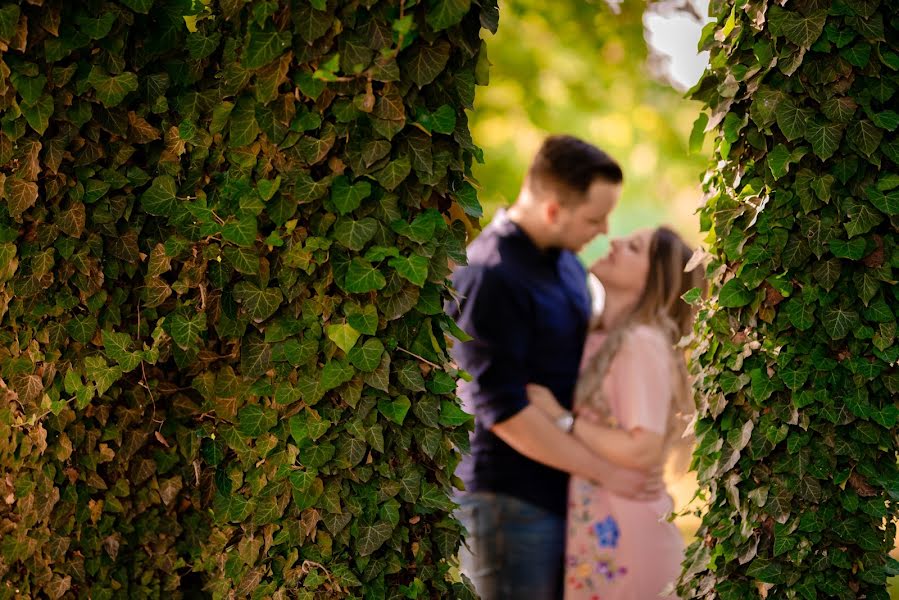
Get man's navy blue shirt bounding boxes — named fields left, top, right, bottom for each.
left=447, top=210, right=591, bottom=515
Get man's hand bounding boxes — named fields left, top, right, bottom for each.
left=591, top=459, right=665, bottom=501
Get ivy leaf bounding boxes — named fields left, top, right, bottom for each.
left=438, top=399, right=471, bottom=427
left=767, top=144, right=792, bottom=179
left=844, top=201, right=882, bottom=238
left=326, top=323, right=361, bottom=353
left=299, top=442, right=336, bottom=468
left=346, top=304, right=379, bottom=335
left=402, top=40, right=451, bottom=87
left=165, top=312, right=207, bottom=350
left=140, top=175, right=178, bottom=217
left=785, top=298, right=815, bottom=330
left=389, top=254, right=429, bottom=286
left=21, top=94, right=53, bottom=135
left=821, top=97, right=857, bottom=123
left=425, top=0, right=470, bottom=32
left=222, top=215, right=258, bottom=247
left=780, top=10, right=827, bottom=48
left=237, top=405, right=277, bottom=437
left=102, top=330, right=141, bottom=372
left=348, top=338, right=384, bottom=372
left=321, top=359, right=355, bottom=391
left=331, top=176, right=372, bottom=215
left=0, top=5, right=20, bottom=41
left=187, top=31, right=222, bottom=60
left=847, top=120, right=883, bottom=157
left=76, top=12, right=116, bottom=39
left=4, top=177, right=38, bottom=218
left=775, top=99, right=812, bottom=141
left=873, top=110, right=899, bottom=132
left=431, top=105, right=457, bottom=134
left=374, top=156, right=412, bottom=191
left=805, top=119, right=844, bottom=161
left=66, top=315, right=98, bottom=344
left=89, top=68, right=138, bottom=108
left=378, top=395, right=411, bottom=425
left=333, top=217, right=377, bottom=251
left=822, top=306, right=858, bottom=340
left=357, top=522, right=394, bottom=557
left=718, top=279, right=754, bottom=308
left=344, top=258, right=387, bottom=293
left=84, top=356, right=122, bottom=397
left=865, top=186, right=899, bottom=215
left=233, top=282, right=283, bottom=323
left=454, top=182, right=483, bottom=217
left=244, top=27, right=292, bottom=69
left=828, top=237, right=866, bottom=260
left=229, top=97, right=260, bottom=147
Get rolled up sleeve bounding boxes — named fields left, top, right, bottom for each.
left=449, top=267, right=533, bottom=429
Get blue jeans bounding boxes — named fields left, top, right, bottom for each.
left=455, top=492, right=565, bottom=600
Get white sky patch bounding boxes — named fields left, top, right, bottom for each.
left=644, top=0, right=713, bottom=91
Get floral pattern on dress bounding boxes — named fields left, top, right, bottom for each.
left=566, top=505, right=629, bottom=594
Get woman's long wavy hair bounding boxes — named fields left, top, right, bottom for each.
left=575, top=227, right=705, bottom=461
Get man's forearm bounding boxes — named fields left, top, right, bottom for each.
left=491, top=405, right=610, bottom=484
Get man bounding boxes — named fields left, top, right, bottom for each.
left=447, top=135, right=660, bottom=599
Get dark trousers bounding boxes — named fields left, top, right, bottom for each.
left=456, top=492, right=565, bottom=600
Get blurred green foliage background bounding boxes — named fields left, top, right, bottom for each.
left=470, top=0, right=709, bottom=263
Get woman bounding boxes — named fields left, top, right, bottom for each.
left=528, top=226, right=703, bottom=600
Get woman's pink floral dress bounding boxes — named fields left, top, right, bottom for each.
left=564, top=327, right=684, bottom=600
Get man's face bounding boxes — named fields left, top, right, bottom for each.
left=551, top=179, right=622, bottom=253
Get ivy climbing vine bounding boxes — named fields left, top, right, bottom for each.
left=679, top=0, right=899, bottom=598
left=0, top=0, right=492, bottom=597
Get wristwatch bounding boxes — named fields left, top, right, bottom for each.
left=555, top=410, right=575, bottom=434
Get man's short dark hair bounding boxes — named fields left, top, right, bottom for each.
left=526, top=135, right=623, bottom=202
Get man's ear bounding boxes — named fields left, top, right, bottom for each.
left=544, top=196, right=561, bottom=224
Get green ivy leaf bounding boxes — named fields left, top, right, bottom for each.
left=233, top=282, right=283, bottom=323
left=88, top=68, right=138, bottom=108
left=140, top=175, right=178, bottom=217
left=333, top=217, right=378, bottom=251
left=402, top=40, right=451, bottom=87
left=378, top=395, right=411, bottom=425
left=775, top=99, right=812, bottom=141
left=321, top=359, right=355, bottom=391
left=822, top=306, right=858, bottom=340
left=348, top=338, right=384, bottom=372
left=165, top=312, right=207, bottom=350
left=244, top=27, right=292, bottom=69
left=222, top=215, right=258, bottom=247
left=438, top=399, right=471, bottom=427
left=76, top=12, right=116, bottom=39
left=718, top=279, right=754, bottom=308
left=237, top=404, right=277, bottom=437
left=331, top=176, right=372, bottom=215
left=425, top=0, right=470, bottom=31
left=389, top=254, right=429, bottom=286
left=229, top=97, right=260, bottom=147
left=374, top=156, right=412, bottom=191
left=828, top=237, right=866, bottom=260
left=865, top=186, right=899, bottom=215
left=847, top=120, right=883, bottom=157
left=0, top=5, right=20, bottom=41
left=4, top=177, right=38, bottom=218
left=356, top=522, right=394, bottom=557
left=805, top=119, right=844, bottom=161
left=326, top=323, right=361, bottom=353
left=346, top=304, right=379, bottom=335
left=84, top=356, right=121, bottom=397
left=344, top=258, right=387, bottom=293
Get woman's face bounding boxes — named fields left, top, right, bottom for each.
left=590, top=228, right=653, bottom=297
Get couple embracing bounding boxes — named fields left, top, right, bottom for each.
left=447, top=136, right=703, bottom=599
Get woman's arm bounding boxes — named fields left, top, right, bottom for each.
left=527, top=326, right=673, bottom=472
left=526, top=384, right=665, bottom=472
